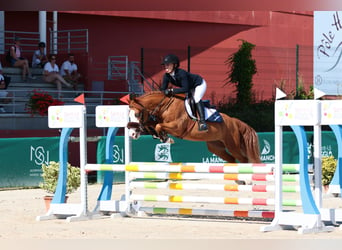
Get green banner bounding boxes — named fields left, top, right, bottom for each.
left=0, top=137, right=59, bottom=188
left=321, top=131, right=339, bottom=158
left=258, top=131, right=314, bottom=164
left=95, top=131, right=319, bottom=183
left=97, top=132, right=317, bottom=166
left=96, top=135, right=221, bottom=164
left=0, top=130, right=339, bottom=188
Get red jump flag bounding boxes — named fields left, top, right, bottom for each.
left=74, top=93, right=85, bottom=105
left=120, top=94, right=130, bottom=104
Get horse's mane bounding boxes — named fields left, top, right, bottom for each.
left=131, top=91, right=164, bottom=104
left=130, top=91, right=186, bottom=111
left=130, top=91, right=164, bottom=109
left=139, top=90, right=164, bottom=98
left=136, top=90, right=186, bottom=100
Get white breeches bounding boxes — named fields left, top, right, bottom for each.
left=192, top=79, right=207, bottom=103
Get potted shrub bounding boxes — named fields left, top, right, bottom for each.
left=321, top=156, right=337, bottom=192
left=26, top=89, right=64, bottom=117
left=40, top=161, right=81, bottom=210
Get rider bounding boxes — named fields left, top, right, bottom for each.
left=160, top=54, right=208, bottom=132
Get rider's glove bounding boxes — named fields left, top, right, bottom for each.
left=164, top=88, right=173, bottom=96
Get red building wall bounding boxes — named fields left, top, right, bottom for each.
left=3, top=11, right=313, bottom=103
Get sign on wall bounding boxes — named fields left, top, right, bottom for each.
left=314, top=11, right=342, bottom=95
left=0, top=137, right=60, bottom=188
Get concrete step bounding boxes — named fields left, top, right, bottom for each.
left=3, top=67, right=82, bottom=85
left=8, top=82, right=85, bottom=93
left=2, top=67, right=44, bottom=75
left=1, top=94, right=103, bottom=114
left=7, top=75, right=86, bottom=85
left=1, top=67, right=104, bottom=117
left=7, top=75, right=45, bottom=83
left=3, top=67, right=44, bottom=83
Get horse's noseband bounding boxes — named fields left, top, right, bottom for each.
left=149, top=114, right=157, bottom=122
left=127, top=121, right=145, bottom=133
left=128, top=95, right=170, bottom=135
left=127, top=122, right=140, bottom=129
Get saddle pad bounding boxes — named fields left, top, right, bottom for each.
left=184, top=99, right=223, bottom=123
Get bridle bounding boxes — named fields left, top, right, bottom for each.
left=127, top=95, right=174, bottom=135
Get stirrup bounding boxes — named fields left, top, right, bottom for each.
left=198, top=121, right=208, bottom=131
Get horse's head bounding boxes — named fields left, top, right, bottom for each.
left=127, top=91, right=170, bottom=139
left=126, top=91, right=182, bottom=139
left=127, top=106, right=144, bottom=139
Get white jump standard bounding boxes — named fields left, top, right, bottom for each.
left=36, top=91, right=342, bottom=234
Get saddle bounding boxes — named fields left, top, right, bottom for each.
left=185, top=97, right=223, bottom=123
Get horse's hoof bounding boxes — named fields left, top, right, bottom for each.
left=235, top=180, right=246, bottom=185
left=166, top=138, right=175, bottom=144
left=160, top=138, right=174, bottom=144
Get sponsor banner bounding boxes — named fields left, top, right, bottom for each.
left=95, top=105, right=129, bottom=128
left=314, top=11, right=342, bottom=95
left=1, top=131, right=338, bottom=187
left=96, top=131, right=335, bottom=183
left=48, top=105, right=85, bottom=128
left=96, top=133, right=317, bottom=166
left=0, top=137, right=59, bottom=188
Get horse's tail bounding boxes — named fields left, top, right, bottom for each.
left=239, top=122, right=261, bottom=163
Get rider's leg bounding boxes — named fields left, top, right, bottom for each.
left=196, top=100, right=208, bottom=131
left=193, top=80, right=208, bottom=132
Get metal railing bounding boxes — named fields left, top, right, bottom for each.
left=0, top=89, right=130, bottom=116
left=1, top=29, right=88, bottom=55
left=128, top=61, right=159, bottom=92
left=49, top=28, right=88, bottom=54
left=107, top=56, right=159, bottom=94
left=2, top=30, right=41, bottom=54
left=107, top=56, right=128, bottom=80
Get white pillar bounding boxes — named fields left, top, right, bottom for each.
left=314, top=101, right=323, bottom=209
left=0, top=11, right=4, bottom=54
left=53, top=11, right=58, bottom=54
left=39, top=11, right=47, bottom=48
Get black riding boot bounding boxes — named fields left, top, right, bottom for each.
left=196, top=101, right=208, bottom=131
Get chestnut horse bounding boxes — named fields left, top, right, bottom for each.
left=127, top=91, right=261, bottom=163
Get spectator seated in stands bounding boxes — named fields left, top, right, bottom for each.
left=9, top=37, right=36, bottom=82
left=0, top=62, right=12, bottom=113
left=43, top=54, right=73, bottom=98
left=60, top=53, right=82, bottom=90
left=32, top=42, right=48, bottom=68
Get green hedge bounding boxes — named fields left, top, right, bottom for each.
left=218, top=100, right=275, bottom=132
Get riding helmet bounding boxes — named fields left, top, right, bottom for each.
left=162, top=54, right=180, bottom=68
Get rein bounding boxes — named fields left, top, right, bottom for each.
left=129, top=93, right=188, bottom=138
left=129, top=94, right=173, bottom=135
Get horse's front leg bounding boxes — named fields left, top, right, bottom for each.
left=159, top=131, right=174, bottom=144
left=155, top=121, right=183, bottom=143
left=155, top=123, right=177, bottom=144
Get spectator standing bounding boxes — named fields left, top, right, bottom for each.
left=9, top=37, right=36, bottom=81
left=60, top=53, right=81, bottom=90
left=32, top=42, right=48, bottom=68
left=43, top=54, right=73, bottom=98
